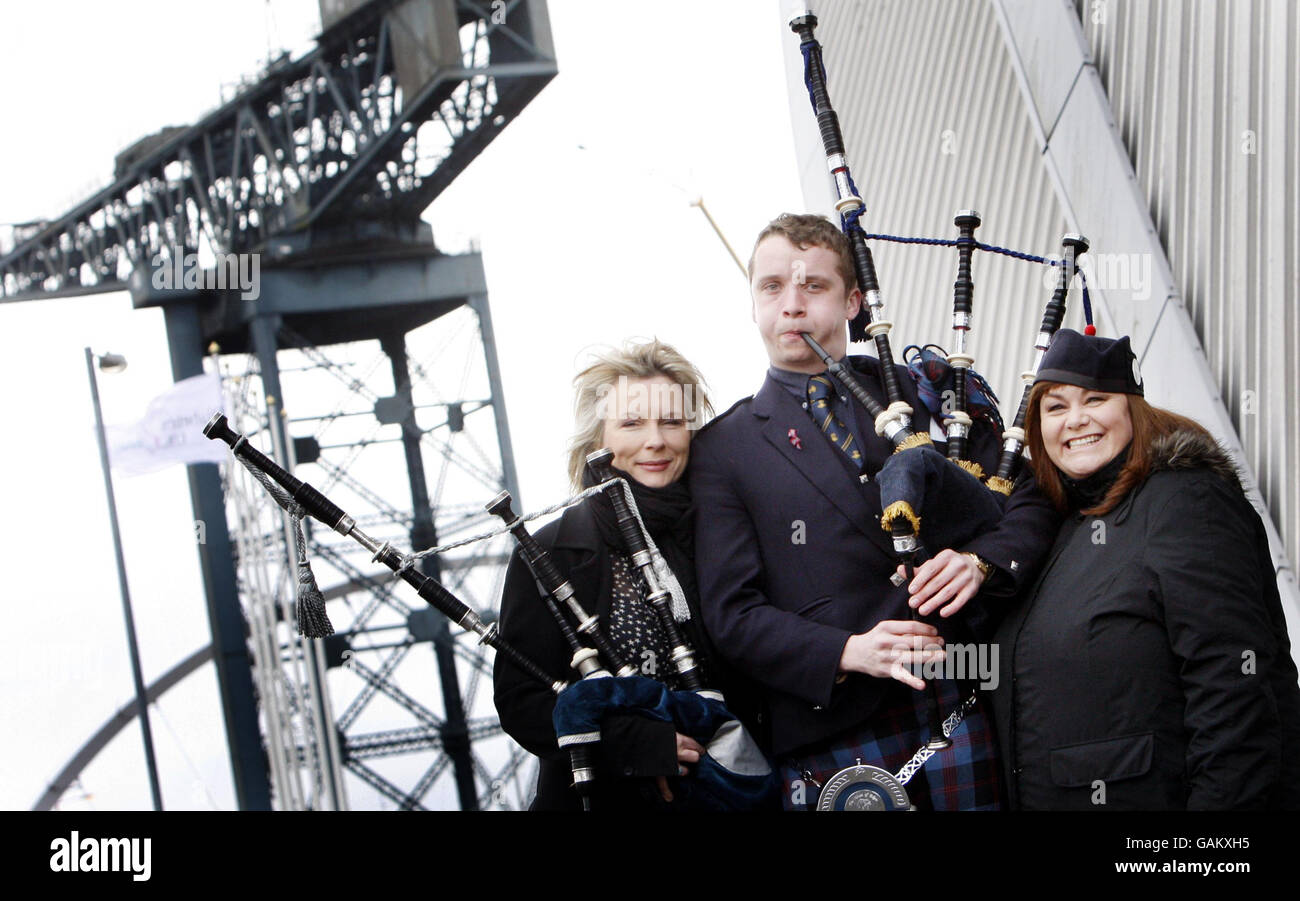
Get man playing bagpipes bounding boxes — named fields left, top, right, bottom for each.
left=689, top=214, right=1059, bottom=810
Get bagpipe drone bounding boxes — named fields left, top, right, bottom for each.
left=788, top=9, right=1092, bottom=809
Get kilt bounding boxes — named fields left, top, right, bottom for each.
left=780, top=678, right=1001, bottom=811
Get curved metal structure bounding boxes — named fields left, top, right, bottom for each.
left=33, top=645, right=215, bottom=811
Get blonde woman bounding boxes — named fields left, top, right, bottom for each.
left=493, top=339, right=760, bottom=810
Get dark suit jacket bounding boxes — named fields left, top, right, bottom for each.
left=689, top=356, right=1058, bottom=756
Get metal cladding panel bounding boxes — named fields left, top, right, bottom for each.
left=786, top=0, right=1077, bottom=448
left=1078, top=0, right=1300, bottom=589
left=788, top=0, right=1298, bottom=580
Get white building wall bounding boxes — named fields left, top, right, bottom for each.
left=1076, top=0, right=1299, bottom=605
left=783, top=0, right=1298, bottom=636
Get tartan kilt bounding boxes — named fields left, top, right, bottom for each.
left=780, top=678, right=1001, bottom=811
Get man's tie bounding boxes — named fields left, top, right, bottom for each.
left=806, top=374, right=862, bottom=466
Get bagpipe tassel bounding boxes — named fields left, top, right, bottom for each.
left=986, top=475, right=1016, bottom=497
left=880, top=499, right=922, bottom=536
left=295, top=558, right=334, bottom=639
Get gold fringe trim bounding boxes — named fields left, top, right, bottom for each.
left=986, top=476, right=1015, bottom=496
left=894, top=433, right=933, bottom=452
left=952, top=459, right=985, bottom=480
left=880, top=500, right=921, bottom=535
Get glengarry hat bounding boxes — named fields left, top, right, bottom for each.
left=1034, top=328, right=1144, bottom=396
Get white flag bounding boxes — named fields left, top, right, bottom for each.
left=105, top=372, right=228, bottom=476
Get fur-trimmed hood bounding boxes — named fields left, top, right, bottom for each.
left=1148, top=428, right=1245, bottom=493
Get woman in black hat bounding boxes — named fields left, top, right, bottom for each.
left=988, top=328, right=1300, bottom=810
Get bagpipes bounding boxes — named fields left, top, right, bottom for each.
left=788, top=10, right=1091, bottom=809
left=204, top=414, right=778, bottom=811
left=485, top=449, right=777, bottom=811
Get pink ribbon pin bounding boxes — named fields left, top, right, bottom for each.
left=788, top=428, right=803, bottom=450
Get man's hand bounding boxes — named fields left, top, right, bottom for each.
left=899, top=549, right=988, bottom=618
left=655, top=733, right=707, bottom=802
left=838, top=620, right=944, bottom=691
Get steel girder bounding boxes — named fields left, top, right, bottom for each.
left=0, top=0, right=555, bottom=303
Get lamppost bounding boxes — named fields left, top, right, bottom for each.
left=84, top=347, right=163, bottom=811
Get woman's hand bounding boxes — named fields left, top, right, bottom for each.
left=899, top=549, right=988, bottom=618
left=838, top=620, right=945, bottom=690
left=656, top=733, right=707, bottom=802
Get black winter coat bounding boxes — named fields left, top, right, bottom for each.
left=989, top=430, right=1300, bottom=809
left=492, top=497, right=758, bottom=810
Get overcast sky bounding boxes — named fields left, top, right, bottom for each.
left=0, top=0, right=812, bottom=810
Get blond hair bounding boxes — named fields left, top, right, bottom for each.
left=566, top=339, right=713, bottom=490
